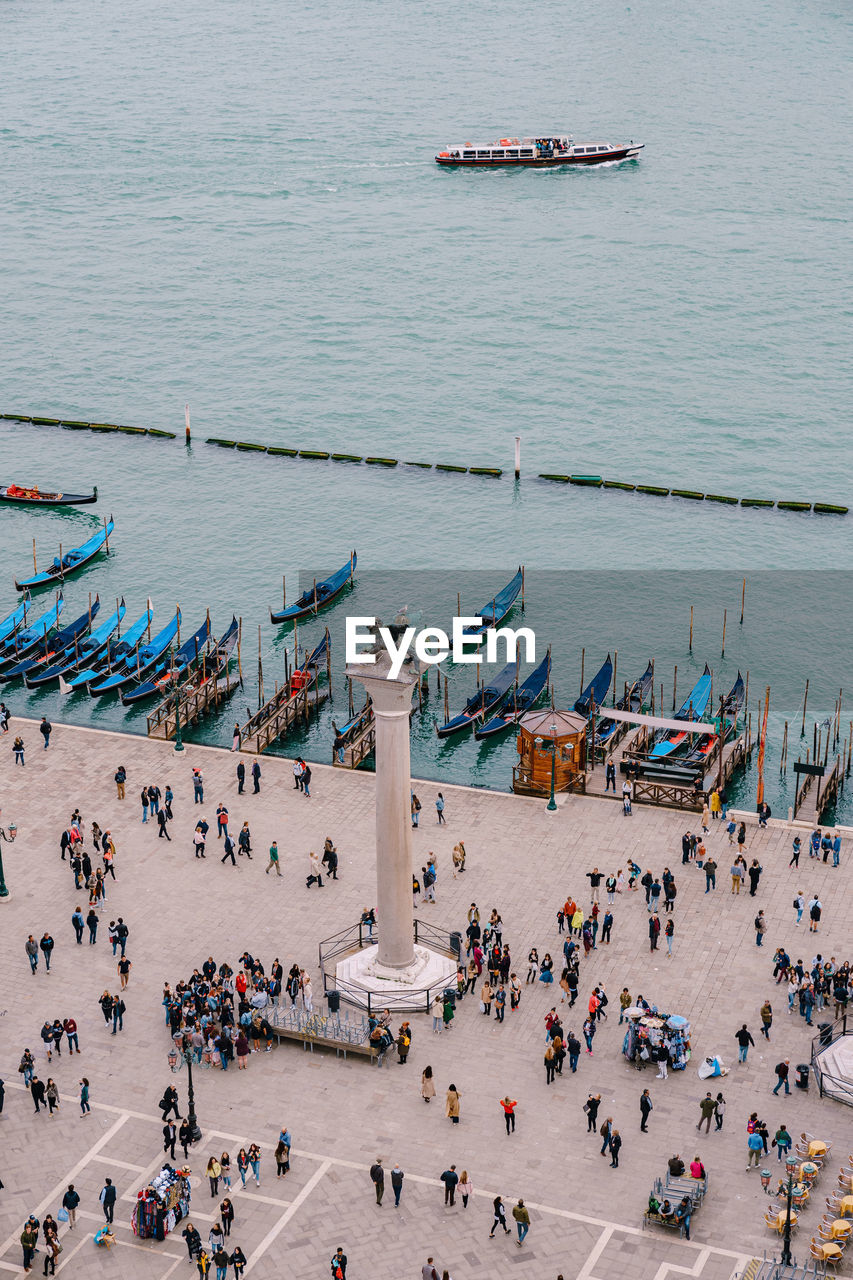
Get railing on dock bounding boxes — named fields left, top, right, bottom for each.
left=238, top=680, right=327, bottom=755
left=332, top=702, right=375, bottom=769
left=794, top=753, right=842, bottom=823
left=147, top=668, right=240, bottom=740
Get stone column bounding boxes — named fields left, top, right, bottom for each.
left=346, top=651, right=418, bottom=970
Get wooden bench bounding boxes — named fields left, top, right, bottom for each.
left=271, top=1026, right=379, bottom=1063
left=643, top=1211, right=685, bottom=1237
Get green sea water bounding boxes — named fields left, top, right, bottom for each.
left=1, top=0, right=851, bottom=814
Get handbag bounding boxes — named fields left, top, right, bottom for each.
left=57, top=1207, right=69, bottom=1223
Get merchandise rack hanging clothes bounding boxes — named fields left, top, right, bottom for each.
left=131, top=1165, right=192, bottom=1241
left=622, top=1009, right=692, bottom=1071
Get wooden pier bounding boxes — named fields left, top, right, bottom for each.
left=794, top=754, right=843, bottom=824
left=332, top=702, right=375, bottom=769
left=147, top=669, right=240, bottom=741
left=584, top=723, right=751, bottom=813
left=238, top=681, right=328, bottom=755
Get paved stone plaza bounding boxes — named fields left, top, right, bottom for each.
left=0, top=717, right=849, bottom=1279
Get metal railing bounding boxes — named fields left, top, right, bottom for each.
left=317, top=918, right=461, bottom=1015
left=811, top=1014, right=852, bottom=1104
left=269, top=1005, right=372, bottom=1046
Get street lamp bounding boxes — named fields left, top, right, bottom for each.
left=780, top=1155, right=799, bottom=1265
left=546, top=722, right=558, bottom=811
left=0, top=818, right=17, bottom=900
left=168, top=1036, right=201, bottom=1142
left=174, top=686, right=184, bottom=753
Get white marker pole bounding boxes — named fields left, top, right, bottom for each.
left=185, top=404, right=191, bottom=442
left=514, top=435, right=521, bottom=479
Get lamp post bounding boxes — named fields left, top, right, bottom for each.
left=780, top=1158, right=798, bottom=1265
left=0, top=818, right=17, bottom=900
left=546, top=722, right=558, bottom=811
left=173, top=686, right=184, bottom=752
left=168, top=1037, right=201, bottom=1142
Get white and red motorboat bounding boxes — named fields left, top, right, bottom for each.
left=435, top=134, right=643, bottom=168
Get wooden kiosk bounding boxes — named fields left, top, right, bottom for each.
left=512, top=708, right=588, bottom=797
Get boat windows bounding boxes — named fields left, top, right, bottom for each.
left=520, top=148, right=533, bottom=156
left=491, top=149, right=505, bottom=157
left=463, top=150, right=475, bottom=158
left=477, top=150, right=490, bottom=158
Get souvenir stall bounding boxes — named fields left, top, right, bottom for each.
left=622, top=1009, right=692, bottom=1071
left=131, top=1165, right=192, bottom=1241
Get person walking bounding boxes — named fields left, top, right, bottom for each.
left=458, top=1171, right=472, bottom=1208
left=640, top=1088, right=653, bottom=1132
left=421, top=1065, right=436, bottom=1103
left=265, top=842, right=281, bottom=877
left=773, top=1059, right=791, bottom=1096
left=440, top=1166, right=458, bottom=1206
left=609, top=1129, right=622, bottom=1168
left=512, top=1200, right=530, bottom=1247
left=755, top=911, right=767, bottom=947
left=490, top=1195, right=511, bottom=1238
left=746, top=1129, right=764, bottom=1170
left=500, top=1097, right=517, bottom=1135
left=748, top=859, right=763, bottom=896
left=704, top=857, right=717, bottom=892
left=157, top=809, right=171, bottom=841
left=39, top=932, right=55, bottom=972
left=25, top=935, right=39, bottom=974
left=30, top=1076, right=46, bottom=1113
left=164, top=1122, right=178, bottom=1160
left=808, top=895, right=822, bottom=933
left=79, top=1078, right=90, bottom=1116
left=772, top=1124, right=792, bottom=1161
left=111, top=995, right=126, bottom=1034
left=369, top=1158, right=385, bottom=1205
left=71, top=906, right=85, bottom=944
left=735, top=1024, right=754, bottom=1063
left=760, top=1001, right=773, bottom=1039
left=221, top=833, right=237, bottom=866
left=445, top=1084, right=461, bottom=1124
left=696, top=1092, right=715, bottom=1132
left=391, top=1164, right=404, bottom=1207
left=714, top=1092, right=726, bottom=1130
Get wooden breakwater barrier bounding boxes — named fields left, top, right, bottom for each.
left=2, top=412, right=846, bottom=514
left=0, top=412, right=176, bottom=440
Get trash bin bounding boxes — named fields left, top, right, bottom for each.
left=796, top=1063, right=810, bottom=1090
left=818, top=1022, right=833, bottom=1048
left=450, top=930, right=462, bottom=959
left=326, top=989, right=341, bottom=1015
left=443, top=988, right=457, bottom=1008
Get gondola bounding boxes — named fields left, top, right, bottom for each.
left=88, top=610, right=181, bottom=696
left=0, top=594, right=64, bottom=667
left=595, top=660, right=654, bottom=745
left=26, top=599, right=126, bottom=687
left=157, top=617, right=240, bottom=715
left=0, top=595, right=31, bottom=645
left=461, top=568, right=524, bottom=640
left=59, top=601, right=153, bottom=693
left=436, top=661, right=517, bottom=737
left=574, top=654, right=613, bottom=718
left=1, top=597, right=101, bottom=682
left=649, top=664, right=713, bottom=759
left=682, top=673, right=745, bottom=765
left=1, top=483, right=98, bottom=507
left=474, top=650, right=551, bottom=740
left=15, top=517, right=115, bottom=591
left=120, top=617, right=211, bottom=706
left=270, top=552, right=356, bottom=624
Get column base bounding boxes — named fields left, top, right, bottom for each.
left=335, top=945, right=457, bottom=1011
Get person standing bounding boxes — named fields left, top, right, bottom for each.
left=421, top=1262, right=439, bottom=1280
left=39, top=717, right=52, bottom=749
left=609, top=1129, right=623, bottom=1168
left=490, top=1195, right=511, bottom=1238
left=369, top=1158, right=385, bottom=1205
left=13, top=735, right=25, bottom=765
left=164, top=1122, right=178, bottom=1160
left=512, top=1200, right=530, bottom=1247
left=735, top=1024, right=754, bottom=1063
left=772, top=1124, right=792, bottom=1160
left=640, top=1088, right=653, bottom=1132
left=773, top=1059, right=791, bottom=1096
left=391, top=1164, right=404, bottom=1208
left=440, top=1166, right=458, bottom=1206
left=421, top=1065, right=435, bottom=1103
left=330, top=1247, right=347, bottom=1278
left=445, top=1084, right=461, bottom=1124
left=704, top=857, right=717, bottom=892
left=458, top=1171, right=472, bottom=1208
left=599, top=1117, right=613, bottom=1158
left=748, top=859, right=763, bottom=896
left=808, top=895, right=822, bottom=933
left=436, top=793, right=446, bottom=824
left=79, top=1078, right=91, bottom=1116
left=648, top=914, right=660, bottom=952
left=265, top=842, right=281, bottom=877
left=236, top=761, right=245, bottom=793
left=100, top=1179, right=116, bottom=1222
left=585, top=1094, right=601, bottom=1133
left=755, top=911, right=766, bottom=946
left=713, top=1092, right=726, bottom=1130
left=21, top=1219, right=39, bottom=1271
left=252, top=761, right=261, bottom=794
left=746, top=1129, right=764, bottom=1169
left=500, top=1097, right=517, bottom=1135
